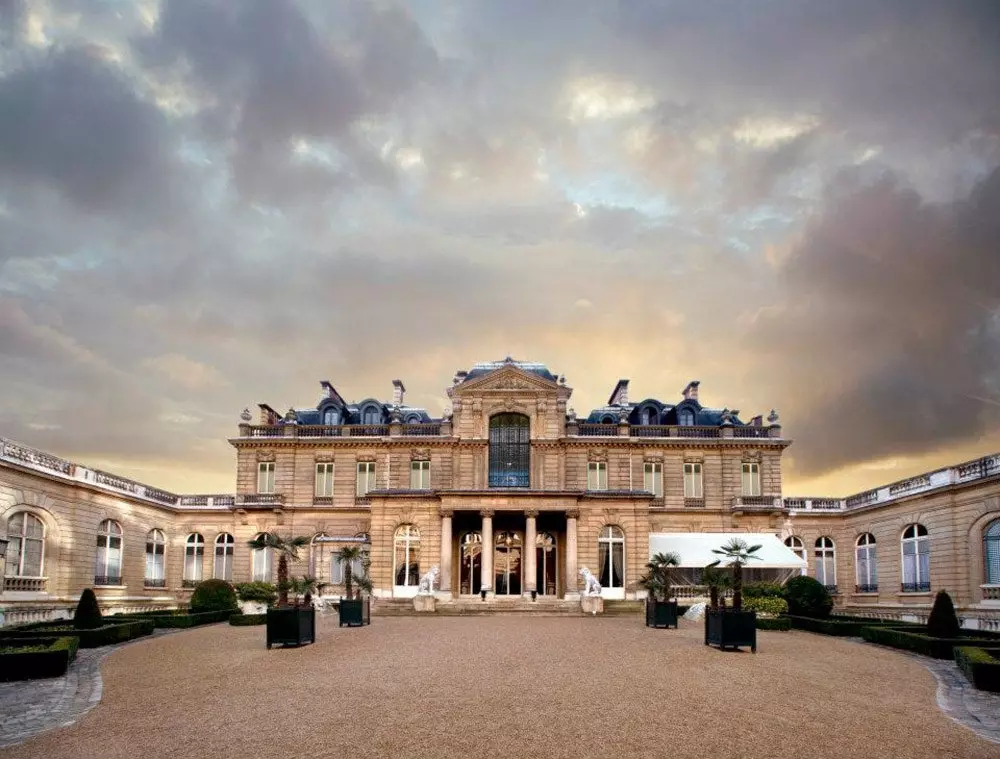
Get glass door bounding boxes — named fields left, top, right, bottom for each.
left=494, top=531, right=522, bottom=595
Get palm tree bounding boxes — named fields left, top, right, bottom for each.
left=336, top=545, right=364, bottom=599
left=247, top=534, right=310, bottom=607
left=701, top=564, right=731, bottom=609
left=640, top=551, right=681, bottom=603
left=710, top=538, right=762, bottom=611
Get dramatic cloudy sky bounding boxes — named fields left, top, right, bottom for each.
left=1, top=0, right=999, bottom=496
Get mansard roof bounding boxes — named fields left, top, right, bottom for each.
left=462, top=357, right=558, bottom=383
left=584, top=392, right=749, bottom=427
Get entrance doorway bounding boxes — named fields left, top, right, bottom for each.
left=459, top=532, right=482, bottom=595
left=494, top=531, right=522, bottom=595
left=536, top=532, right=558, bottom=595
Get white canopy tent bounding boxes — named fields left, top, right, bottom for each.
left=648, top=532, right=806, bottom=569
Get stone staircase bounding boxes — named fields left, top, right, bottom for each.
left=370, top=597, right=645, bottom=617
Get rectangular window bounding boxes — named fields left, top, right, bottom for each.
left=257, top=462, right=275, bottom=494
left=587, top=462, right=607, bottom=491
left=315, top=462, right=334, bottom=497
left=643, top=462, right=663, bottom=496
left=684, top=462, right=704, bottom=499
left=741, top=462, right=761, bottom=496
left=410, top=460, right=430, bottom=490
left=356, top=462, right=376, bottom=497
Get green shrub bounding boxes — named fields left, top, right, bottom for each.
left=0, top=636, right=80, bottom=681
left=756, top=616, right=791, bottom=631
left=927, top=590, right=961, bottom=639
left=133, top=610, right=233, bottom=628
left=743, top=582, right=785, bottom=599
left=229, top=613, right=267, bottom=626
left=860, top=626, right=1000, bottom=659
left=73, top=588, right=103, bottom=630
left=783, top=576, right=833, bottom=618
left=235, top=582, right=278, bottom=605
left=189, top=579, right=238, bottom=613
left=954, top=647, right=1000, bottom=692
left=0, top=620, right=153, bottom=648
left=743, top=596, right=788, bottom=616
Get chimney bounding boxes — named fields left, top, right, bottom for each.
left=392, top=379, right=406, bottom=407
left=608, top=379, right=630, bottom=407
left=750, top=414, right=763, bottom=427
left=258, top=403, right=280, bottom=425
left=682, top=381, right=700, bottom=402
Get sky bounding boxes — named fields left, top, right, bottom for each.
left=1, top=0, right=999, bottom=497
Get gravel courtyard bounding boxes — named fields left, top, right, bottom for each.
left=3, top=616, right=997, bottom=759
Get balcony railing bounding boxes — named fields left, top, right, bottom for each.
left=246, top=425, right=284, bottom=437
left=236, top=493, right=285, bottom=508
left=400, top=423, right=441, bottom=436
left=3, top=576, right=46, bottom=592
left=733, top=427, right=771, bottom=438
left=901, top=582, right=931, bottom=593
left=355, top=496, right=371, bottom=506
left=845, top=489, right=879, bottom=508
left=732, top=495, right=783, bottom=510
left=144, top=579, right=167, bottom=589
left=982, top=585, right=1000, bottom=601
left=684, top=498, right=706, bottom=508
left=94, top=575, right=123, bottom=586
left=182, top=579, right=199, bottom=589
left=824, top=585, right=839, bottom=595
left=578, top=424, right=619, bottom=437
left=855, top=584, right=879, bottom=594
left=297, top=425, right=344, bottom=437
left=178, top=494, right=235, bottom=508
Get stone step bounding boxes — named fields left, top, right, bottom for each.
left=370, top=597, right=646, bottom=617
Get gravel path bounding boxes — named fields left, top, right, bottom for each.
left=2, top=617, right=998, bottom=759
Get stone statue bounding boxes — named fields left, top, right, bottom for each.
left=579, top=567, right=602, bottom=596
left=417, top=566, right=440, bottom=595
left=240, top=408, right=252, bottom=423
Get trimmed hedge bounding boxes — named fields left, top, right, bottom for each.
left=756, top=616, right=791, bottom=631
left=787, top=615, right=923, bottom=637
left=116, top=609, right=233, bottom=628
left=954, top=647, right=1000, bottom=692
left=190, top=579, right=238, bottom=613
left=0, top=636, right=79, bottom=681
left=0, top=619, right=154, bottom=648
left=744, top=596, right=788, bottom=616
left=860, top=626, right=1000, bottom=659
left=229, top=613, right=267, bottom=626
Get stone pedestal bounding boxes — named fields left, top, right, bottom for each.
left=413, top=595, right=436, bottom=613
left=581, top=595, right=603, bottom=616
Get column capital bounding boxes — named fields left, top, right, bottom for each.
left=566, top=509, right=580, bottom=520
left=480, top=509, right=495, bottom=518
left=439, top=508, right=454, bottom=518
left=524, top=509, right=539, bottom=519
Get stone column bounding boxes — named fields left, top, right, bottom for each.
left=565, top=509, right=579, bottom=598
left=480, top=509, right=494, bottom=595
left=524, top=510, right=538, bottom=597
left=438, top=509, right=453, bottom=599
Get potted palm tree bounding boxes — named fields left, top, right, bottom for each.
left=247, top=533, right=315, bottom=649
left=704, top=538, right=761, bottom=652
left=641, top=551, right=681, bottom=629
left=336, top=545, right=370, bottom=627
left=702, top=564, right=731, bottom=610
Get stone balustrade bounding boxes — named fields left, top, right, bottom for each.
left=3, top=577, right=46, bottom=592
left=235, top=493, right=284, bottom=508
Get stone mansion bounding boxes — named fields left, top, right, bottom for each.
left=1, top=358, right=999, bottom=626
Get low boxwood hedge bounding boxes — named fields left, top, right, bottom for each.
left=756, top=616, right=791, bottom=631
left=0, top=636, right=79, bottom=681
left=0, top=619, right=154, bottom=648
left=954, top=646, right=1000, bottom=692
left=111, top=609, right=232, bottom=627
left=229, top=613, right=267, bottom=626
left=860, top=626, right=1000, bottom=659
left=787, top=615, right=923, bottom=637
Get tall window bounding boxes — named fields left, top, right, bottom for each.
left=855, top=533, right=877, bottom=592
left=684, top=463, right=703, bottom=499
left=310, top=533, right=330, bottom=583
left=184, top=533, right=204, bottom=583
left=814, top=537, right=836, bottom=590
left=354, top=533, right=371, bottom=581
left=214, top=533, right=234, bottom=581
left=251, top=532, right=272, bottom=582
left=741, top=463, right=761, bottom=496
left=678, top=408, right=695, bottom=426
left=901, top=524, right=930, bottom=592
left=410, top=460, right=430, bottom=489
left=598, top=525, right=625, bottom=593
left=643, top=462, right=662, bottom=496
left=356, top=462, right=376, bottom=496
left=460, top=532, right=483, bottom=595
left=5, top=512, right=44, bottom=577
left=985, top=520, right=1000, bottom=585
left=145, top=529, right=166, bottom=586
left=784, top=536, right=806, bottom=575
left=95, top=519, right=123, bottom=584
left=489, top=413, right=530, bottom=488
left=587, top=462, right=608, bottom=490
left=322, top=408, right=339, bottom=425
left=393, top=525, right=420, bottom=588
left=258, top=462, right=275, bottom=494
left=315, top=462, right=334, bottom=497
left=536, top=532, right=557, bottom=596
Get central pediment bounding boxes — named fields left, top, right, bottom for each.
left=453, top=364, right=559, bottom=394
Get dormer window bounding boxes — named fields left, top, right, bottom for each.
left=640, top=407, right=658, bottom=425
left=322, top=408, right=339, bottom=425
left=362, top=405, right=382, bottom=425
left=678, top=408, right=695, bottom=426
left=600, top=415, right=616, bottom=424
left=405, top=414, right=422, bottom=424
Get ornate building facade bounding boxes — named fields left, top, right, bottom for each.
left=1, top=358, right=999, bottom=626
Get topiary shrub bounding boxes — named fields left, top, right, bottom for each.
left=743, top=582, right=786, bottom=599
left=927, top=590, right=961, bottom=639
left=743, top=596, right=789, bottom=616
left=189, top=579, right=238, bottom=613
left=73, top=588, right=103, bottom=630
left=235, top=582, right=277, bottom=605
left=783, top=576, right=833, bottom=618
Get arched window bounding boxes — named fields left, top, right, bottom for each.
left=361, top=405, right=382, bottom=425
left=488, top=413, right=530, bottom=488
left=405, top=414, right=422, bottom=424
left=814, top=537, right=836, bottom=591
left=855, top=534, right=877, bottom=592
left=494, top=531, right=523, bottom=596
left=678, top=408, right=695, bottom=426
left=214, top=533, right=235, bottom=581
left=600, top=415, right=617, bottom=424
left=393, top=525, right=421, bottom=591
left=184, top=533, right=204, bottom=584
left=322, top=407, right=339, bottom=425
left=537, top=532, right=558, bottom=596
left=95, top=520, right=123, bottom=585
left=5, top=512, right=44, bottom=579
left=985, top=520, right=1000, bottom=585
left=640, top=407, right=658, bottom=425
left=901, top=524, right=930, bottom=592
left=598, top=526, right=625, bottom=596
left=784, top=536, right=805, bottom=576
left=460, top=532, right=482, bottom=595
left=251, top=532, right=272, bottom=582
left=145, top=529, right=166, bottom=587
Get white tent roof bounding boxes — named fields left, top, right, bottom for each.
left=648, top=533, right=806, bottom=569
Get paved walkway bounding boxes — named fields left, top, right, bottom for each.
left=921, top=655, right=1000, bottom=744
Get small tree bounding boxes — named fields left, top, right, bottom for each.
left=927, top=590, right=961, bottom=638
left=336, top=545, right=364, bottom=599
left=702, top=564, right=731, bottom=610
left=783, top=575, right=834, bottom=618
left=710, top=538, right=762, bottom=611
left=247, top=534, right=310, bottom=606
left=190, top=579, right=239, bottom=613
left=639, top=551, right=681, bottom=603
left=73, top=588, right=103, bottom=630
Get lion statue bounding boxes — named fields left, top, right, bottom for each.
left=579, top=567, right=602, bottom=596
left=417, top=565, right=440, bottom=595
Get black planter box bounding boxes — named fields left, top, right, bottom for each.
left=266, top=606, right=315, bottom=649
left=705, top=608, right=757, bottom=652
left=339, top=597, right=371, bottom=627
left=645, top=599, right=679, bottom=629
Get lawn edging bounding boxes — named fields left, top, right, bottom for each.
left=860, top=626, right=1000, bottom=659
left=954, top=646, right=1000, bottom=691
left=0, top=619, right=154, bottom=648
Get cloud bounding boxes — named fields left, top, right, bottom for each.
left=142, top=354, right=229, bottom=392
